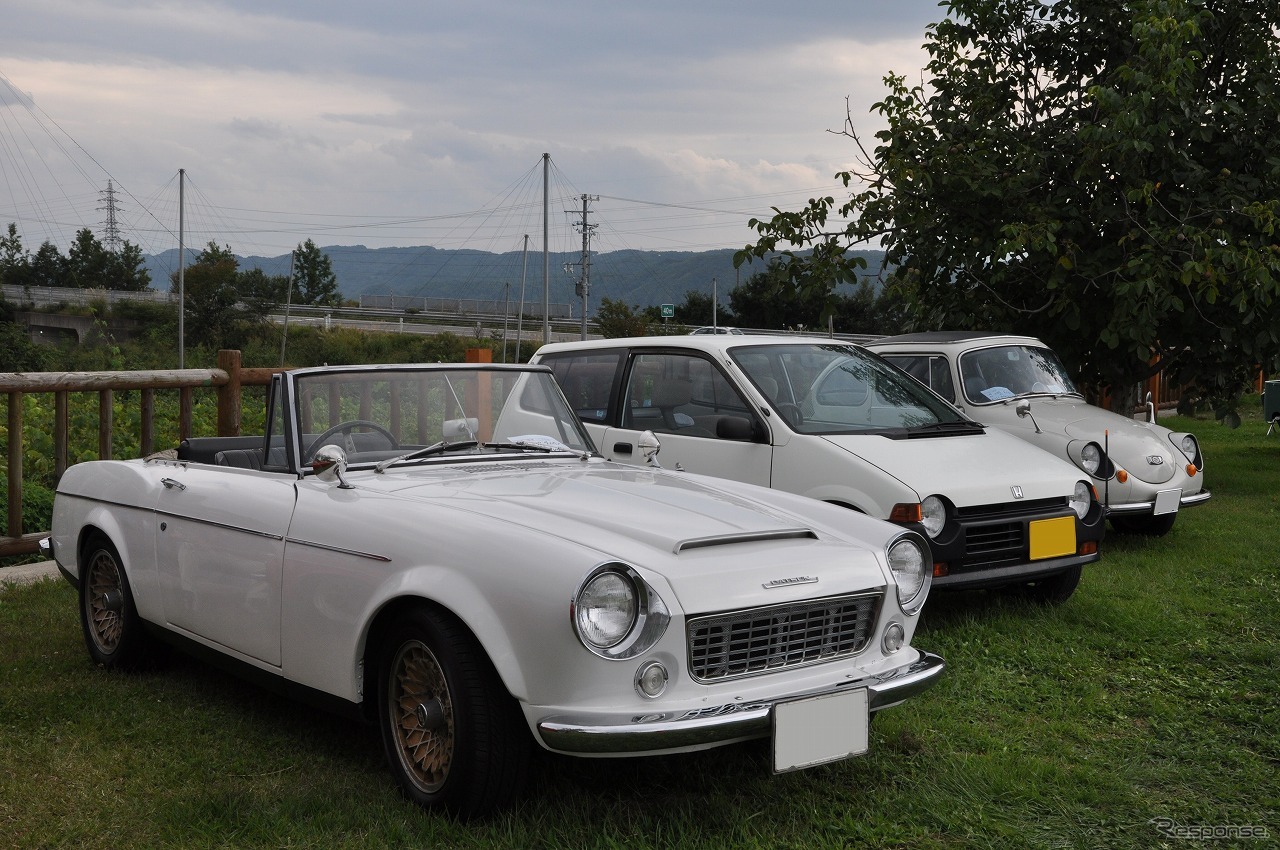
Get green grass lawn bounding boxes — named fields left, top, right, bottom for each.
left=2, top=402, right=1276, bottom=849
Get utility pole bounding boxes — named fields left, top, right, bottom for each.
left=567, top=194, right=598, bottom=340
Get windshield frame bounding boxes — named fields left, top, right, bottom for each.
left=728, top=341, right=975, bottom=436
left=957, top=344, right=1081, bottom=406
left=277, top=363, right=598, bottom=475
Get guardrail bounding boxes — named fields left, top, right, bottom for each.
left=1, top=350, right=280, bottom=557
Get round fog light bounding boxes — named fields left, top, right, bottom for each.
left=635, top=661, right=669, bottom=698
left=882, top=621, right=905, bottom=654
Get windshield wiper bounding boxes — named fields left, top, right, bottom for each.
left=375, top=440, right=478, bottom=473
left=908, top=420, right=986, bottom=436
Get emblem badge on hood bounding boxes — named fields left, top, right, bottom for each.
left=1147, top=455, right=1165, bottom=465
left=1011, top=485, right=1024, bottom=499
left=763, top=576, right=818, bottom=589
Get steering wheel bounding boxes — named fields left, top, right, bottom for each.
left=306, top=420, right=398, bottom=462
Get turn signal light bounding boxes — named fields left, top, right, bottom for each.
left=1116, top=469, right=1129, bottom=483
left=1079, top=541, right=1098, bottom=556
left=890, top=503, right=923, bottom=523
left=1186, top=463, right=1197, bottom=477
left=933, top=562, right=949, bottom=577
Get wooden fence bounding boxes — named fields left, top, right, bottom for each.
left=1, top=351, right=281, bottom=557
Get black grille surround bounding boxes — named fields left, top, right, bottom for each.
left=686, top=592, right=883, bottom=683
left=951, top=497, right=1072, bottom=572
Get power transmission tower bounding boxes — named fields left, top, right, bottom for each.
left=98, top=180, right=123, bottom=252
left=567, top=194, right=598, bottom=339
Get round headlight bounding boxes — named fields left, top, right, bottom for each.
left=921, top=495, right=947, bottom=538
left=1069, top=480, right=1093, bottom=519
left=888, top=534, right=930, bottom=614
left=1080, top=443, right=1101, bottom=476
left=574, top=570, right=637, bottom=649
left=1180, top=434, right=1197, bottom=455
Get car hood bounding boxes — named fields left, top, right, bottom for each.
left=1014, top=398, right=1180, bottom=484
left=818, top=428, right=1083, bottom=505
left=360, top=460, right=891, bottom=598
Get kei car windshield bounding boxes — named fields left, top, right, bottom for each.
left=958, top=345, right=1080, bottom=404
left=730, top=343, right=971, bottom=435
left=288, top=366, right=596, bottom=468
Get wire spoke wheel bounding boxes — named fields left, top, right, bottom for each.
left=388, top=639, right=455, bottom=794
left=84, top=548, right=125, bottom=655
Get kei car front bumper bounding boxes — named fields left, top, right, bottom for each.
left=535, top=649, right=944, bottom=755
left=1104, top=487, right=1211, bottom=516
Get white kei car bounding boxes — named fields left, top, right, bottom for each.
left=45, top=362, right=943, bottom=819
left=532, top=335, right=1106, bottom=603
left=867, top=332, right=1210, bottom=536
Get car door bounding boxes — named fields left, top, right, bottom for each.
left=154, top=464, right=296, bottom=666
left=598, top=350, right=773, bottom=486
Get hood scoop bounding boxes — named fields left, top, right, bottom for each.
left=674, top=527, right=817, bottom=554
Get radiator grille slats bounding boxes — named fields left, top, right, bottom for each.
left=687, top=594, right=880, bottom=683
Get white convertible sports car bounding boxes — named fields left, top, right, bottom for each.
left=868, top=332, right=1210, bottom=536
left=45, top=363, right=944, bottom=818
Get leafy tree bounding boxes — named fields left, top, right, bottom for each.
left=66, top=229, right=114, bottom=289
left=28, top=242, right=66, bottom=288
left=174, top=242, right=240, bottom=348
left=0, top=224, right=28, bottom=288
left=594, top=297, right=652, bottom=338
left=293, top=238, right=340, bottom=306
left=113, top=241, right=152, bottom=291
left=672, top=290, right=732, bottom=328
left=238, top=267, right=291, bottom=317
left=738, top=0, right=1280, bottom=412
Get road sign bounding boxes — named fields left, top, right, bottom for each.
left=661, top=304, right=674, bottom=318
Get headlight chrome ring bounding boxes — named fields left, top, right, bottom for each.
left=887, top=532, right=931, bottom=615
left=572, top=563, right=670, bottom=660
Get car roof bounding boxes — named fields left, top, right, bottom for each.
left=868, top=331, right=1045, bottom=348
left=536, top=334, right=868, bottom=356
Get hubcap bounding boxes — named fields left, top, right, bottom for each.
left=389, top=640, right=454, bottom=793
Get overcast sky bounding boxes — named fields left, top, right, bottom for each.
left=2, top=0, right=945, bottom=261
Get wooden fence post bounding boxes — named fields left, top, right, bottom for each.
left=217, top=349, right=242, bottom=437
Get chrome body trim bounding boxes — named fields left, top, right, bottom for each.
left=536, top=650, right=944, bottom=755
left=673, top=528, right=817, bottom=553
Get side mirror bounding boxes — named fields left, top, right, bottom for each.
left=637, top=430, right=663, bottom=468
left=313, top=444, right=353, bottom=489
left=715, top=415, right=756, bottom=441
left=1145, top=391, right=1156, bottom=424
left=1015, top=399, right=1042, bottom=434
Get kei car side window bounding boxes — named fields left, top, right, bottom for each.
left=623, top=352, right=758, bottom=440
left=883, top=355, right=956, bottom=403
left=541, top=351, right=622, bottom=423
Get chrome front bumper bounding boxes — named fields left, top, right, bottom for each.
left=536, top=649, right=944, bottom=755
left=1105, top=488, right=1212, bottom=516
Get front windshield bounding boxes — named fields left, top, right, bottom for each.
left=958, top=345, right=1079, bottom=404
left=730, top=343, right=969, bottom=434
left=289, top=366, right=595, bottom=468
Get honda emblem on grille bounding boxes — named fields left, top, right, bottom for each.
left=1011, top=485, right=1024, bottom=499
left=763, top=576, right=818, bottom=589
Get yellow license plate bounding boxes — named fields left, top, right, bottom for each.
left=1029, top=516, right=1076, bottom=560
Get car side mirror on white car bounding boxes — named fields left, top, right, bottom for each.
left=313, top=444, right=354, bottom=489
left=637, top=430, right=663, bottom=468
left=1015, top=399, right=1042, bottom=433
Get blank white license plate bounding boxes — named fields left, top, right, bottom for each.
left=772, top=688, right=868, bottom=773
left=1153, top=488, right=1182, bottom=515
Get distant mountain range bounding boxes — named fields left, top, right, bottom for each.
left=143, top=245, right=888, bottom=309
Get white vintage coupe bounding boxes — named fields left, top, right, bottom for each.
left=45, top=363, right=944, bottom=818
left=868, top=332, right=1210, bottom=536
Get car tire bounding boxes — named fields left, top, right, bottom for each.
left=376, top=609, right=531, bottom=819
left=1018, top=564, right=1082, bottom=605
left=1110, top=513, right=1177, bottom=536
left=78, top=534, right=160, bottom=670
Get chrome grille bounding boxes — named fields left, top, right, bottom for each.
left=687, top=593, right=881, bottom=683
